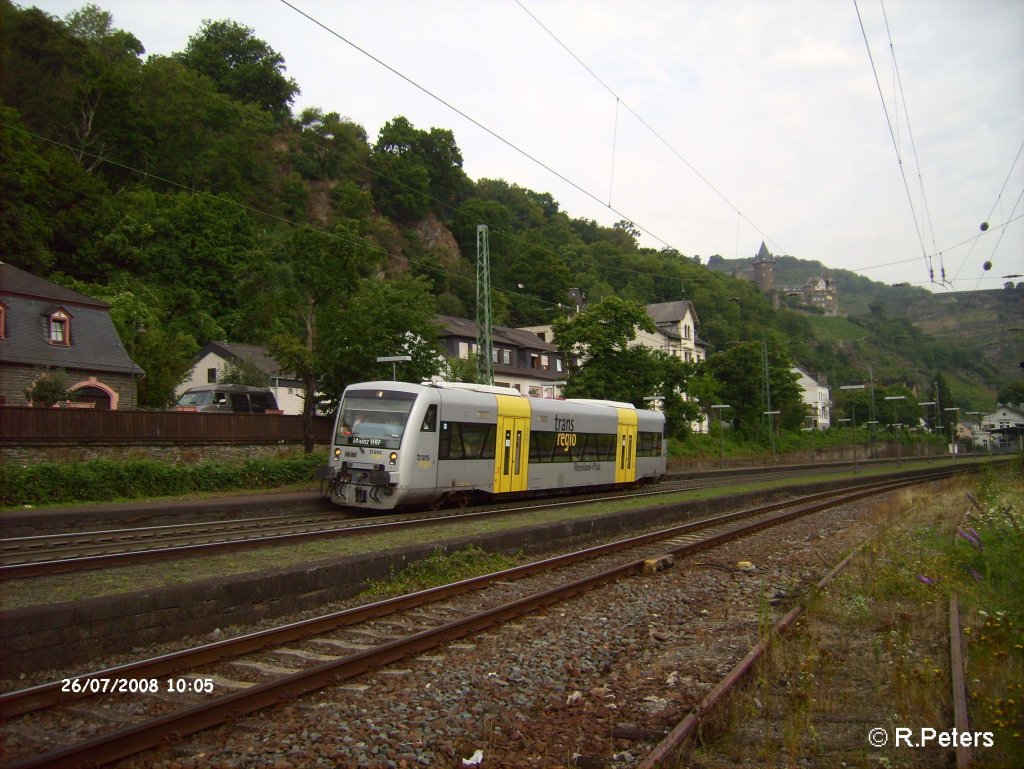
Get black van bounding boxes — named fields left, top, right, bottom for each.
left=175, top=384, right=280, bottom=414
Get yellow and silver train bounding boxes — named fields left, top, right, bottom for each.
left=320, top=381, right=667, bottom=510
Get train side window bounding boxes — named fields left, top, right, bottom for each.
left=421, top=404, right=437, bottom=432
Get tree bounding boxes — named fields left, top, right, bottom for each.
left=25, top=368, right=70, bottom=407
left=136, top=56, right=276, bottom=202
left=701, top=341, right=803, bottom=438
left=553, top=297, right=660, bottom=405
left=174, top=20, right=298, bottom=121
left=220, top=359, right=271, bottom=388
left=370, top=116, right=468, bottom=221
left=264, top=223, right=379, bottom=451
left=0, top=107, right=55, bottom=270
left=996, top=381, right=1024, bottom=406
left=315, top=275, right=442, bottom=401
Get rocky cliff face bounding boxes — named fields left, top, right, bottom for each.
left=415, top=214, right=462, bottom=264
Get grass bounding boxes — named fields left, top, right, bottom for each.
left=687, top=459, right=1023, bottom=768
left=359, top=545, right=519, bottom=599
left=805, top=315, right=871, bottom=344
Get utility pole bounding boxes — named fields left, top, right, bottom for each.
left=761, top=341, right=772, bottom=444
left=476, top=224, right=494, bottom=385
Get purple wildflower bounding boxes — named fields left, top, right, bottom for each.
left=917, top=574, right=934, bottom=585
left=969, top=567, right=984, bottom=582
left=957, top=528, right=983, bottom=550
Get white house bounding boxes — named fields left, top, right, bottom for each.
left=177, top=342, right=306, bottom=415
left=641, top=301, right=710, bottom=363
left=979, top=404, right=1024, bottom=449
left=792, top=365, right=831, bottom=429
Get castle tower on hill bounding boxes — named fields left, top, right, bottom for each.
left=753, top=242, right=775, bottom=293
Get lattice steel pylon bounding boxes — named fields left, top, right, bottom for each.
left=476, top=224, right=494, bottom=385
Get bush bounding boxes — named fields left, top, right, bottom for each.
left=0, top=453, right=326, bottom=507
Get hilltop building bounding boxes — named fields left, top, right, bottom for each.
left=797, top=274, right=839, bottom=315
left=753, top=242, right=776, bottom=295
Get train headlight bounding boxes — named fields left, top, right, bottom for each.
left=389, top=452, right=398, bottom=465
left=333, top=447, right=342, bottom=460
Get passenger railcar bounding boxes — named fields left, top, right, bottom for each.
left=320, top=380, right=667, bottom=511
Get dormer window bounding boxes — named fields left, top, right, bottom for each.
left=49, top=310, right=70, bottom=345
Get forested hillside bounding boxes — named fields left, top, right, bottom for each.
left=2, top=1, right=1012, bottom=418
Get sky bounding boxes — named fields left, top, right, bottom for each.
left=30, top=0, right=1024, bottom=293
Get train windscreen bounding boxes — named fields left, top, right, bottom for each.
left=335, top=389, right=417, bottom=449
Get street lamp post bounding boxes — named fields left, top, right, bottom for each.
left=884, top=395, right=906, bottom=466
left=711, top=404, right=730, bottom=470
left=918, top=401, right=936, bottom=463
left=763, top=410, right=780, bottom=465
left=840, top=385, right=866, bottom=473
left=376, top=355, right=412, bottom=382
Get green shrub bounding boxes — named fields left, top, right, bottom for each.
left=0, top=453, right=326, bottom=507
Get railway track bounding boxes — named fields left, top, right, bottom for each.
left=0, top=468, right=963, bottom=769
left=0, top=461, right=948, bottom=578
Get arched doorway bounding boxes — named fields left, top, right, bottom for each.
left=68, top=379, right=117, bottom=410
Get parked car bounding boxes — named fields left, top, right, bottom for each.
left=174, top=384, right=280, bottom=414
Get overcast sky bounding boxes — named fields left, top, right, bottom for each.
left=32, top=0, right=1024, bottom=292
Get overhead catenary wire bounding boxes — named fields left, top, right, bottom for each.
left=951, top=137, right=1024, bottom=284
left=881, top=0, right=945, bottom=285
left=277, top=0, right=682, bottom=254
left=513, top=0, right=786, bottom=256
left=853, top=0, right=934, bottom=286
left=972, top=185, right=1024, bottom=290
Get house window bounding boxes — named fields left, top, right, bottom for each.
left=207, top=367, right=217, bottom=383
left=49, top=311, right=70, bottom=345
left=503, top=349, right=511, bottom=365
left=556, top=358, right=563, bottom=373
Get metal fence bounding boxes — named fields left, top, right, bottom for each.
left=0, top=407, right=333, bottom=445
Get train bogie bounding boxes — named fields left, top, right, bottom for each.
left=321, top=381, right=666, bottom=511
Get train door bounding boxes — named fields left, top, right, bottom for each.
left=494, top=395, right=530, bottom=493
left=615, top=408, right=638, bottom=484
